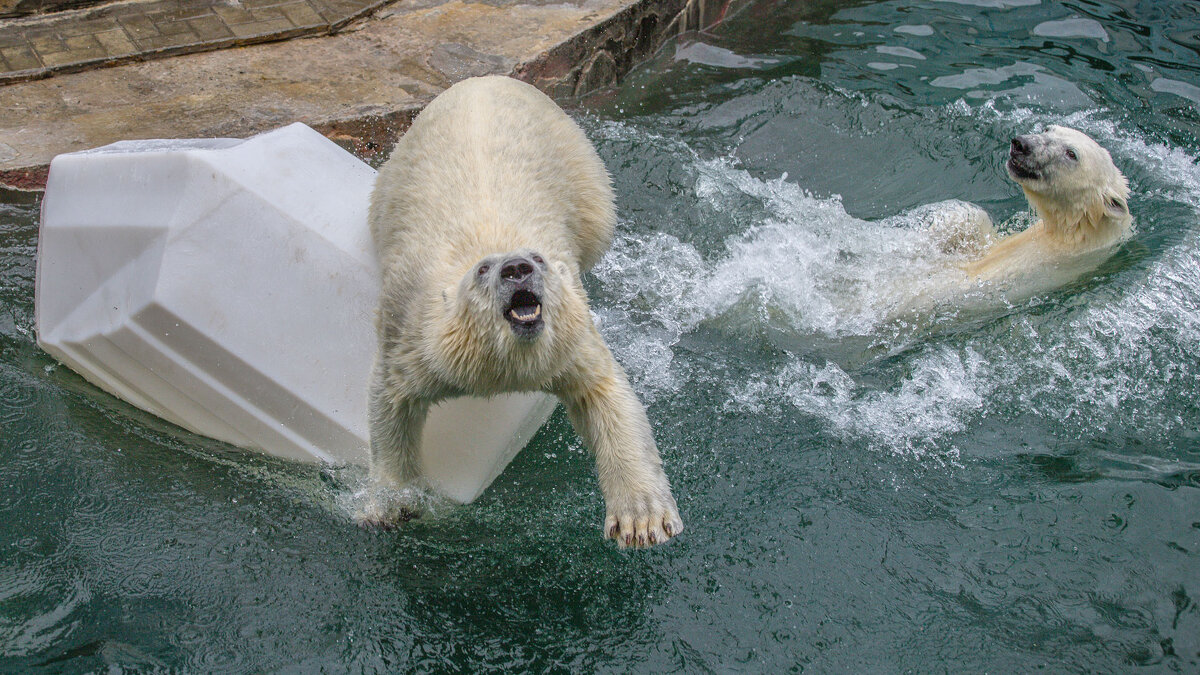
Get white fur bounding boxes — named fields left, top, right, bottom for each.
left=963, top=125, right=1132, bottom=285
left=912, top=125, right=1132, bottom=306
left=363, top=76, right=682, bottom=548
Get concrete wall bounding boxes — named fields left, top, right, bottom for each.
left=0, top=0, right=745, bottom=189
left=2, top=0, right=110, bottom=19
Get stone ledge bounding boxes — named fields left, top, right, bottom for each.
left=0, top=0, right=395, bottom=84
left=0, top=0, right=736, bottom=190
left=3, top=0, right=120, bottom=20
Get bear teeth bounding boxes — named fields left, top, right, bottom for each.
left=509, top=305, right=541, bottom=322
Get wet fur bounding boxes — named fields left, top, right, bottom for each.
left=363, top=76, right=683, bottom=548
left=962, top=125, right=1132, bottom=284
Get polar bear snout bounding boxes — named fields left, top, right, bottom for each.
left=1007, top=134, right=1043, bottom=182
left=1010, top=135, right=1032, bottom=157
left=492, top=255, right=546, bottom=340
left=500, top=257, right=537, bottom=283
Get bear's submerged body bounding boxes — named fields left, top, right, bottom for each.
left=365, top=76, right=683, bottom=548
left=899, top=125, right=1133, bottom=316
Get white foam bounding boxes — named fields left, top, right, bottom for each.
left=591, top=232, right=706, bottom=398
left=590, top=152, right=988, bottom=409
left=1002, top=230, right=1200, bottom=437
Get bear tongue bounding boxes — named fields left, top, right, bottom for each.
left=506, top=289, right=542, bottom=323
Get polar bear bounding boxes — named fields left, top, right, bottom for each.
left=929, top=125, right=1132, bottom=291
left=362, top=76, right=683, bottom=548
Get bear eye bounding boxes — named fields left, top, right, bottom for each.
left=1065, top=148, right=1077, bottom=161
left=477, top=264, right=489, bottom=276
left=532, top=255, right=544, bottom=265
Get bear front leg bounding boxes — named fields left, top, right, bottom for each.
left=557, top=348, right=684, bottom=549
left=358, top=360, right=430, bottom=528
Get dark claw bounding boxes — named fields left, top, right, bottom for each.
left=664, top=523, right=674, bottom=537
left=359, top=519, right=396, bottom=532
left=648, top=532, right=657, bottom=545
left=608, top=523, right=620, bottom=538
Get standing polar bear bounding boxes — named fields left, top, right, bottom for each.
left=363, top=76, right=683, bottom=548
left=929, top=125, right=1132, bottom=293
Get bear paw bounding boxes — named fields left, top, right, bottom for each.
left=353, top=485, right=425, bottom=529
left=604, top=496, right=684, bottom=549
left=355, top=501, right=419, bottom=530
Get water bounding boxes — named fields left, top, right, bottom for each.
left=4, top=0, right=1200, bottom=671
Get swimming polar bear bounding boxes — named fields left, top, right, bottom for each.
left=929, top=125, right=1133, bottom=293
left=361, top=76, right=683, bottom=549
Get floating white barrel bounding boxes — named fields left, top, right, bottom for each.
left=34, top=123, right=556, bottom=503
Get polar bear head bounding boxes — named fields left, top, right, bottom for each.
left=428, top=246, right=592, bottom=390
left=465, top=249, right=553, bottom=341
left=1006, top=125, right=1132, bottom=249
left=442, top=245, right=588, bottom=353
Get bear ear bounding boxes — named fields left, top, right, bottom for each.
left=1104, top=193, right=1128, bottom=217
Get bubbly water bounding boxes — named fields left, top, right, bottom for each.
left=4, top=0, right=1200, bottom=671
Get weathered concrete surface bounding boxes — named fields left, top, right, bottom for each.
left=3, top=0, right=110, bottom=18
left=0, top=0, right=394, bottom=84
left=0, top=0, right=730, bottom=189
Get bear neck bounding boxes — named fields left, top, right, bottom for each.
left=1025, top=188, right=1131, bottom=252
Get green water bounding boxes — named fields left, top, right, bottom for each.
left=4, top=0, right=1200, bottom=671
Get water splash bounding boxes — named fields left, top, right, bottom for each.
left=591, top=108, right=1200, bottom=458
left=728, top=348, right=986, bottom=460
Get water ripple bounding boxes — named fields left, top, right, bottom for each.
left=0, top=573, right=90, bottom=659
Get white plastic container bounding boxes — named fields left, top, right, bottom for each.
left=35, top=123, right=556, bottom=503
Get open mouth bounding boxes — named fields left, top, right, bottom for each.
left=1007, top=155, right=1041, bottom=181
left=505, top=289, right=543, bottom=337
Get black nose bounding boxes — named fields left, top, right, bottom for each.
left=1011, top=136, right=1032, bottom=156
left=500, top=258, right=536, bottom=283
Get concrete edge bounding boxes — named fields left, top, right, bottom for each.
left=0, top=0, right=397, bottom=86
left=0, top=0, right=733, bottom=191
